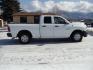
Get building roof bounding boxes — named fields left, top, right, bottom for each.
left=13, top=12, right=56, bottom=16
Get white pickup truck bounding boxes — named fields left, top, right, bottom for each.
left=7, top=15, right=87, bottom=44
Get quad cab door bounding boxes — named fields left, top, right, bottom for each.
left=53, top=16, right=70, bottom=38
left=40, top=16, right=54, bottom=38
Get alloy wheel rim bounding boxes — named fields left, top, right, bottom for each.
left=21, top=35, right=29, bottom=43
left=74, top=33, right=81, bottom=41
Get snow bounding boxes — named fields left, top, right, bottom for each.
left=0, top=64, right=92, bottom=70
left=0, top=32, right=93, bottom=70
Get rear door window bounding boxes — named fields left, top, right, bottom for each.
left=44, top=16, right=52, bottom=24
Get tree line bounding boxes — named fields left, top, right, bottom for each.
left=0, top=0, right=20, bottom=22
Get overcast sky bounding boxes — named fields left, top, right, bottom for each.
left=20, top=0, right=93, bottom=13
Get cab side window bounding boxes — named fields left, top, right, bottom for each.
left=54, top=17, right=66, bottom=24
left=44, top=16, right=52, bottom=24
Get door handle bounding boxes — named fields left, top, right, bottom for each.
left=42, top=25, right=46, bottom=27
left=55, top=26, right=59, bottom=27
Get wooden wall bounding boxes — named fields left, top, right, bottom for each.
left=13, top=16, right=34, bottom=24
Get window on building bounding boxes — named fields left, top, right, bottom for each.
left=20, top=16, right=27, bottom=23
left=34, top=16, right=40, bottom=24
left=44, top=16, right=52, bottom=24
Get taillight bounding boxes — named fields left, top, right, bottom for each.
left=7, top=25, right=10, bottom=32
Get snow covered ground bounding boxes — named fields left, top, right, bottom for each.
left=0, top=32, right=93, bottom=70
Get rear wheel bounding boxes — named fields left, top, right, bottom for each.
left=19, top=33, right=31, bottom=44
left=71, top=32, right=83, bottom=42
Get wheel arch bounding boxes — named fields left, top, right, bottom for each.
left=70, top=30, right=84, bottom=37
left=17, top=30, right=32, bottom=38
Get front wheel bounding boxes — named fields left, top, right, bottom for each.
left=19, top=34, right=31, bottom=44
left=71, top=32, right=83, bottom=42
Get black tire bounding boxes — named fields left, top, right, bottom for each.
left=71, top=32, right=83, bottom=42
left=19, top=33, right=31, bottom=44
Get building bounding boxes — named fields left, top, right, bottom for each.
left=0, top=19, right=4, bottom=27
left=0, top=0, right=4, bottom=27
left=0, top=16, right=4, bottom=27
left=13, top=12, right=56, bottom=24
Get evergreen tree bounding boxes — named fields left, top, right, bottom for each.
left=0, top=0, right=3, bottom=15
left=2, top=0, right=20, bottom=22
